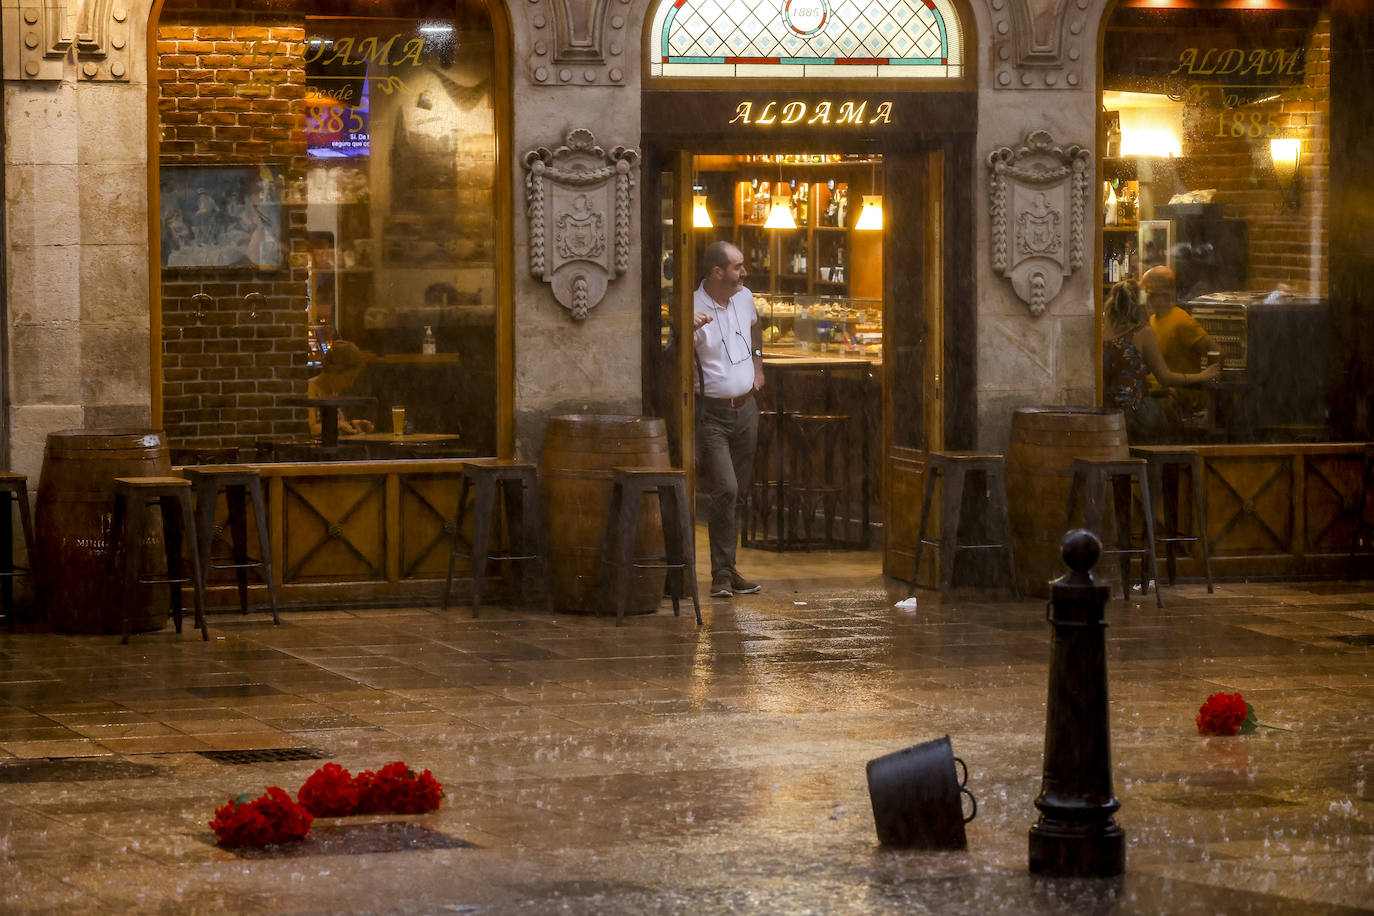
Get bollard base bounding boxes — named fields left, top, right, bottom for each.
left=1028, top=819, right=1125, bottom=878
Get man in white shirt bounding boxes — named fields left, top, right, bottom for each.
left=693, top=241, right=765, bottom=598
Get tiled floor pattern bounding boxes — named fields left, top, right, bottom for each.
left=2, top=547, right=1373, bottom=914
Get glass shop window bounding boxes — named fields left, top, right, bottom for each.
left=1099, top=0, right=1335, bottom=446
left=157, top=0, right=498, bottom=460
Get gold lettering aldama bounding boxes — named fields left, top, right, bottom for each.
left=729, top=99, right=894, bottom=126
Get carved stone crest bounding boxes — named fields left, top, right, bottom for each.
left=523, top=129, right=639, bottom=320
left=987, top=130, right=1091, bottom=316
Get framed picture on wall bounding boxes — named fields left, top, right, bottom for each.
left=1137, top=219, right=1174, bottom=274
left=159, top=165, right=285, bottom=269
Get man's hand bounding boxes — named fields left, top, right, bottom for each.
left=754, top=364, right=765, bottom=391
left=693, top=311, right=713, bottom=331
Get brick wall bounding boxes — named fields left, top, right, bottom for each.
left=158, top=2, right=311, bottom=454
left=1182, top=15, right=1330, bottom=298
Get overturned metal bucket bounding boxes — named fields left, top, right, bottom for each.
left=866, top=735, right=977, bottom=849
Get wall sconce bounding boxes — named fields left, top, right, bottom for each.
left=692, top=194, right=713, bottom=228
left=1269, top=137, right=1301, bottom=210
left=764, top=194, right=797, bottom=230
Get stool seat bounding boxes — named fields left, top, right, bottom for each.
left=600, top=467, right=700, bottom=627
left=110, top=476, right=207, bottom=643
left=1130, top=446, right=1214, bottom=593
left=443, top=460, right=551, bottom=617
left=0, top=473, right=37, bottom=626
left=1066, top=458, right=1162, bottom=607
left=184, top=465, right=280, bottom=625
left=115, top=476, right=192, bottom=488
left=910, top=451, right=1019, bottom=599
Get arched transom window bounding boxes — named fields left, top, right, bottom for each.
left=649, top=0, right=964, bottom=79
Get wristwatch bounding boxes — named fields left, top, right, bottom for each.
left=752, top=347, right=763, bottom=358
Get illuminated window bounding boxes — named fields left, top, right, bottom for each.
left=649, top=0, right=964, bottom=79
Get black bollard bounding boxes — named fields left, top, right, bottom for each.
left=1028, top=529, right=1125, bottom=877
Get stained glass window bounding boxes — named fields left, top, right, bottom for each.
left=649, top=0, right=964, bottom=79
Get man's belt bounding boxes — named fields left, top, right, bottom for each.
left=699, top=390, right=754, bottom=409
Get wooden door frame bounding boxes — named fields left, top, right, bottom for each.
left=639, top=125, right=978, bottom=579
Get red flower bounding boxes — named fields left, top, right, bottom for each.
left=210, top=787, right=313, bottom=847
left=1196, top=691, right=1256, bottom=736
left=298, top=762, right=362, bottom=817
left=356, top=761, right=444, bottom=814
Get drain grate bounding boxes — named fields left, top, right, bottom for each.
left=1332, top=634, right=1374, bottom=647
left=0, top=758, right=168, bottom=783
left=198, top=747, right=329, bottom=765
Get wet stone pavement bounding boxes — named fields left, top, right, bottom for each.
left=1, top=550, right=1372, bottom=914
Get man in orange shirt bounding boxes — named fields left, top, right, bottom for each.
left=1144, top=265, right=1214, bottom=417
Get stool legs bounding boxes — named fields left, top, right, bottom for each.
left=912, top=458, right=1019, bottom=600
left=0, top=484, right=37, bottom=625
left=986, top=465, right=1021, bottom=601
left=938, top=465, right=966, bottom=595
left=1068, top=465, right=1162, bottom=608
left=910, top=466, right=939, bottom=597
left=657, top=480, right=702, bottom=625
left=190, top=475, right=279, bottom=626
left=502, top=474, right=553, bottom=616
left=441, top=475, right=473, bottom=613
left=245, top=482, right=282, bottom=623
left=443, top=466, right=550, bottom=618
left=468, top=474, right=497, bottom=618
left=1190, top=462, right=1214, bottom=592
left=115, top=489, right=207, bottom=644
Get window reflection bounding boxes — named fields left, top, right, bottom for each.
left=158, top=0, right=497, bottom=460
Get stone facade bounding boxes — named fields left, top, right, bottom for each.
left=3, top=0, right=1114, bottom=477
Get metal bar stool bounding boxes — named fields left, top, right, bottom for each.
left=1065, top=458, right=1162, bottom=607
left=599, top=467, right=701, bottom=627
left=909, top=451, right=1020, bottom=599
left=786, top=414, right=848, bottom=546
left=109, top=476, right=207, bottom=644
left=1130, top=446, right=1214, bottom=593
left=1352, top=443, right=1374, bottom=572
left=442, top=459, right=552, bottom=618
left=185, top=466, right=280, bottom=625
left=0, top=472, right=37, bottom=625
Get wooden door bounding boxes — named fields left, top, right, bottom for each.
left=643, top=151, right=697, bottom=490
left=882, top=148, right=944, bottom=581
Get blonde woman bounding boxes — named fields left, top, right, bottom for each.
left=306, top=340, right=374, bottom=437
left=1103, top=280, right=1219, bottom=442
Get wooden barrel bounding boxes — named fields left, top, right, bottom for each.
left=1005, top=408, right=1129, bottom=597
left=36, top=429, right=171, bottom=633
left=540, top=415, right=670, bottom=615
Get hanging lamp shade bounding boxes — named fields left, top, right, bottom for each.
left=855, top=195, right=883, bottom=231
left=692, top=194, right=713, bottom=228
left=764, top=194, right=797, bottom=230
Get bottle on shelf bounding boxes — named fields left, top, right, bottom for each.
left=823, top=180, right=839, bottom=227
left=835, top=185, right=848, bottom=227
left=422, top=325, right=436, bottom=355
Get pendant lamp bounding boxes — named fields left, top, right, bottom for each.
left=692, top=194, right=713, bottom=228
left=855, top=195, right=883, bottom=231
left=764, top=194, right=797, bottom=230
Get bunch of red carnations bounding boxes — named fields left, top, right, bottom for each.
left=296, top=760, right=444, bottom=817
left=1196, top=691, right=1287, bottom=736
left=209, top=786, right=314, bottom=848
left=210, top=761, right=443, bottom=847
